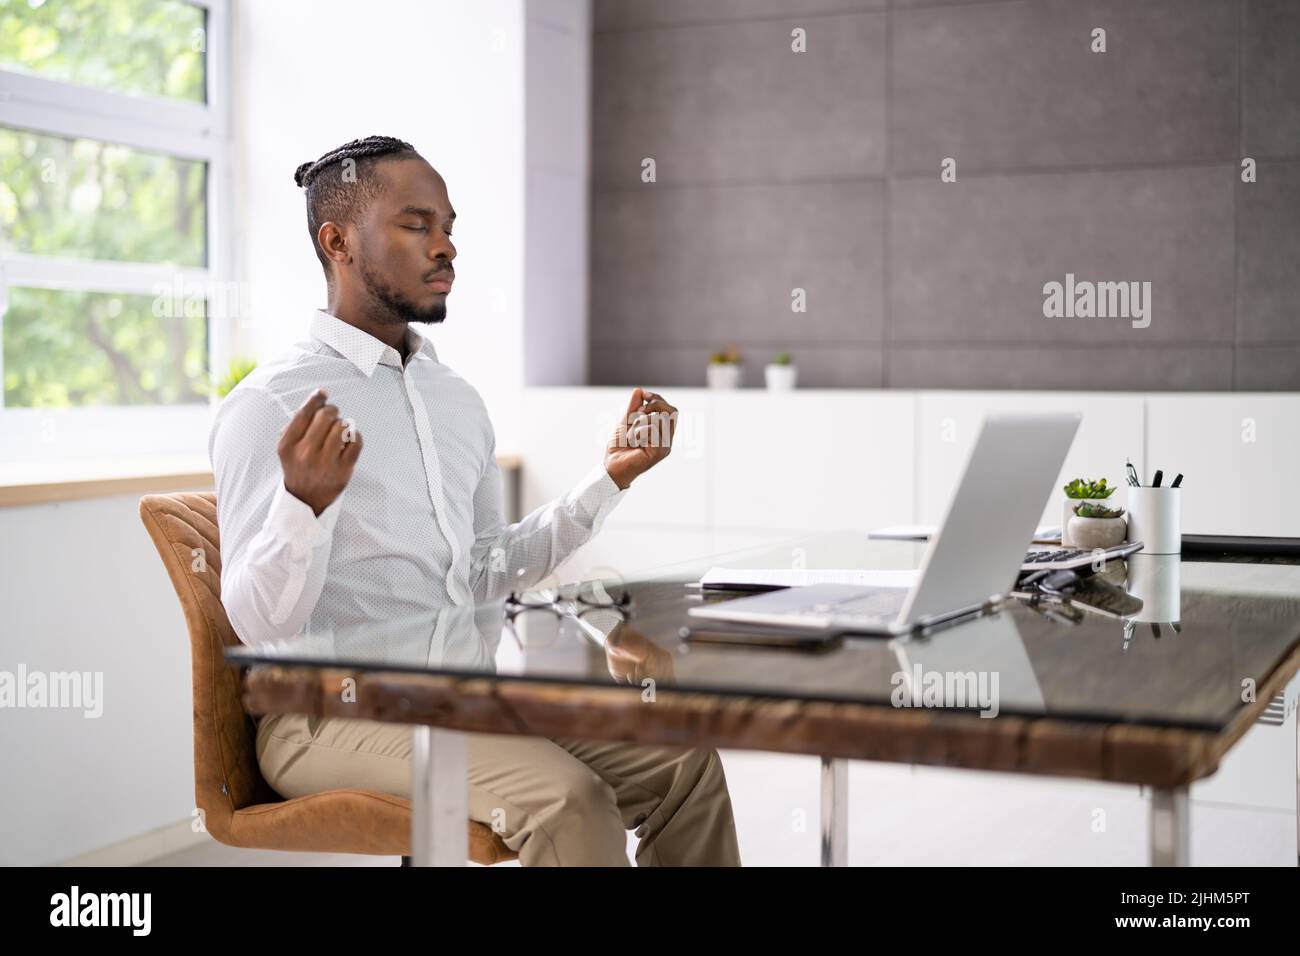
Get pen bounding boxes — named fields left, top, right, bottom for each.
left=1152, top=469, right=1163, bottom=488
left=1126, top=458, right=1140, bottom=487
left=1170, top=473, right=1183, bottom=488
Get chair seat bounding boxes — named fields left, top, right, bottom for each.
left=229, top=789, right=516, bottom=865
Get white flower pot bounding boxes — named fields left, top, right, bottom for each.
left=706, top=363, right=741, bottom=389
left=764, top=364, right=798, bottom=390
left=1062, top=497, right=1115, bottom=546
left=1067, top=514, right=1127, bottom=551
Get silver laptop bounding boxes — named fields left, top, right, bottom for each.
left=687, top=413, right=1082, bottom=635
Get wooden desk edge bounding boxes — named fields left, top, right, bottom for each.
left=239, top=638, right=1300, bottom=789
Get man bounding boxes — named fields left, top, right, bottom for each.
left=209, top=135, right=740, bottom=866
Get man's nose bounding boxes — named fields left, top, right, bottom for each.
left=430, top=235, right=456, bottom=261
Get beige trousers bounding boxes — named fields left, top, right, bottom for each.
left=255, top=712, right=742, bottom=866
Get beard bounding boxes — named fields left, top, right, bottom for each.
left=358, top=257, right=448, bottom=325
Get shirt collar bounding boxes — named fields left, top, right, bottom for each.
left=309, top=309, right=439, bottom=376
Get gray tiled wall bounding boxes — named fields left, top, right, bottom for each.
left=588, top=0, right=1300, bottom=390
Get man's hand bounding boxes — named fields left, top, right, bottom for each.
left=603, top=387, right=678, bottom=490
left=278, top=389, right=363, bottom=516
left=604, top=620, right=676, bottom=685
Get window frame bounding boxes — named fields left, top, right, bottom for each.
left=0, top=0, right=233, bottom=464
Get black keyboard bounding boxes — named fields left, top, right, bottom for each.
left=1022, top=541, right=1143, bottom=571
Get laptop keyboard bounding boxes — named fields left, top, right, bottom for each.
left=1026, top=548, right=1088, bottom=561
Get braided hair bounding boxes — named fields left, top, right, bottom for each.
left=293, top=135, right=417, bottom=278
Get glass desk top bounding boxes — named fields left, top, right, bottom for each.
left=225, top=530, right=1300, bottom=733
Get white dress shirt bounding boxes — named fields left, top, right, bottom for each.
left=209, top=309, right=627, bottom=648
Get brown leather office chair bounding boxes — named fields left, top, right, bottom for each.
left=139, top=491, right=516, bottom=866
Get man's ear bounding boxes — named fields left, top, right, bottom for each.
left=318, top=221, right=350, bottom=267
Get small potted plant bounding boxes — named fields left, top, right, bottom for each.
left=1061, top=477, right=1117, bottom=546
left=764, top=352, right=798, bottom=391
left=706, top=347, right=742, bottom=389
left=1068, top=501, right=1127, bottom=550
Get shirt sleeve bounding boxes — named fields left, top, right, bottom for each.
left=468, top=426, right=627, bottom=605
left=210, top=385, right=344, bottom=646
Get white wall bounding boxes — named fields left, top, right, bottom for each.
left=0, top=492, right=197, bottom=865
left=1147, top=395, right=1300, bottom=540
left=231, top=0, right=528, bottom=450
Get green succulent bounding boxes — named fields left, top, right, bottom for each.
left=709, top=347, right=741, bottom=365
left=1063, top=477, right=1117, bottom=500
left=772, top=352, right=792, bottom=365
left=1073, top=501, right=1125, bottom=519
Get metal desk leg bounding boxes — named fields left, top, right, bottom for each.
left=820, top=756, right=849, bottom=867
left=411, top=725, right=468, bottom=867
left=1149, top=785, right=1190, bottom=867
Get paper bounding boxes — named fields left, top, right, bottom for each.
left=698, top=567, right=920, bottom=589
left=867, top=525, right=936, bottom=541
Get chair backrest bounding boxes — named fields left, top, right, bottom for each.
left=139, top=492, right=280, bottom=843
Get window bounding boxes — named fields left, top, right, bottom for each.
left=0, top=0, right=230, bottom=463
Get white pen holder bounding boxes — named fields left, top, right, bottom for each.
left=1126, top=486, right=1181, bottom=555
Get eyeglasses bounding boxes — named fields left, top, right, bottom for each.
left=503, top=581, right=631, bottom=651
left=507, top=578, right=631, bottom=610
